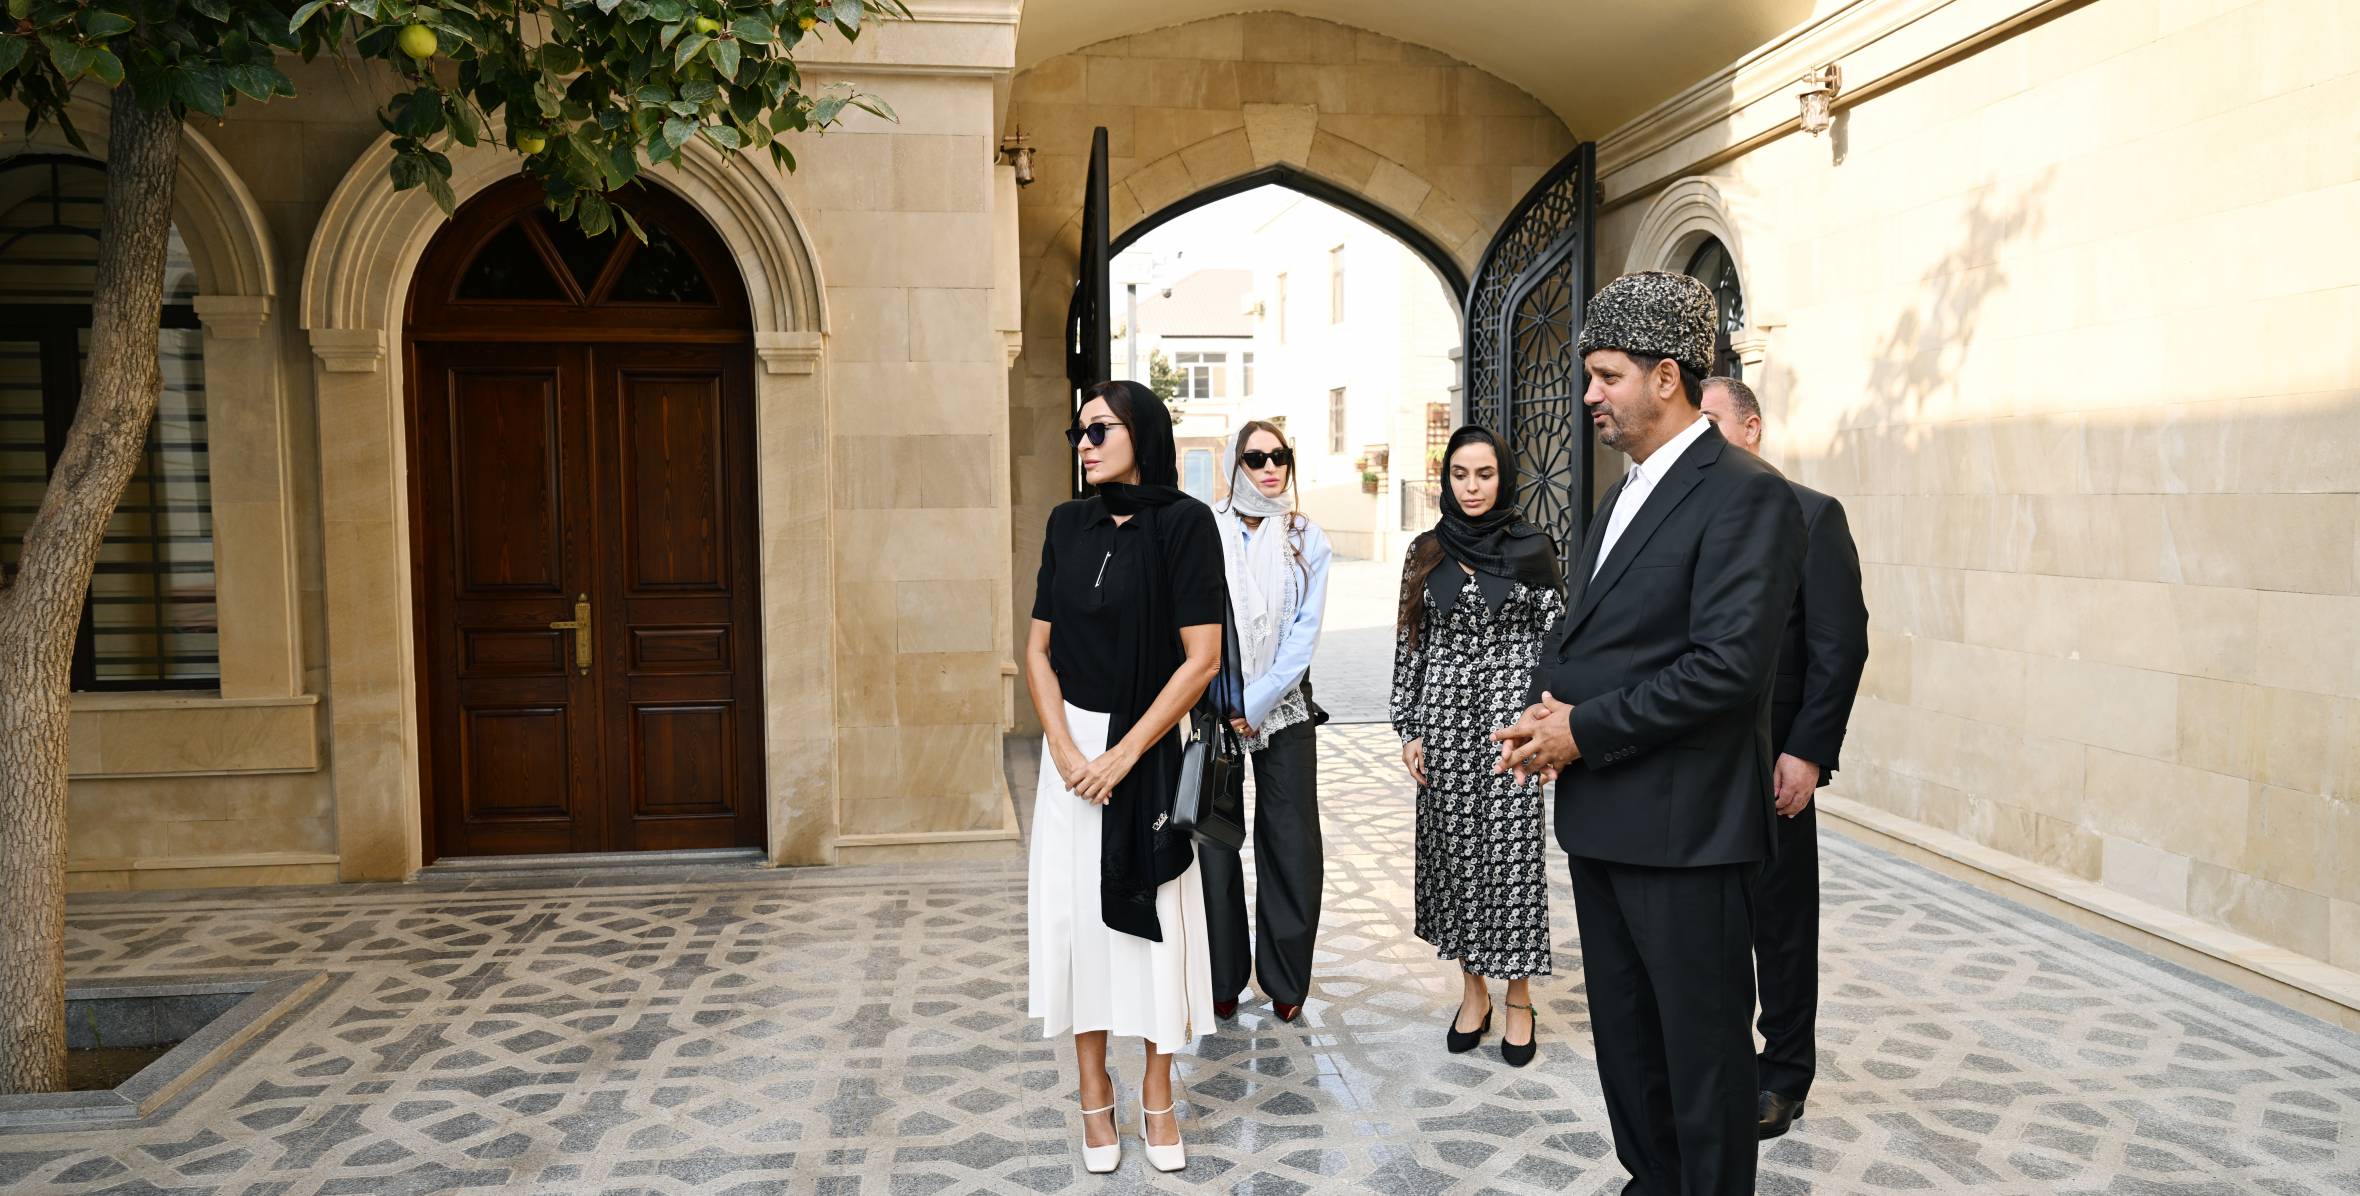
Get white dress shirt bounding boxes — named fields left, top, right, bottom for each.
left=1592, top=414, right=1712, bottom=579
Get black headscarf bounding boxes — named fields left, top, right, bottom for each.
left=1078, top=381, right=1200, bottom=941
left=1428, top=425, right=1563, bottom=616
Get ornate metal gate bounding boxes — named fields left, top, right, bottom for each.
left=1462, top=143, right=1596, bottom=558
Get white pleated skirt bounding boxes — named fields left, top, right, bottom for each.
left=1027, top=703, right=1214, bottom=1055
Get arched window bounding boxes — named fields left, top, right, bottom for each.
left=0, top=155, right=216, bottom=690
left=1684, top=236, right=1746, bottom=381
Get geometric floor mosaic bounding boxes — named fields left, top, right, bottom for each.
left=9, top=724, right=2359, bottom=1193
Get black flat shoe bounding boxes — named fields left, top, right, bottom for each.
left=1446, top=1002, right=1491, bottom=1053
left=1500, top=1000, right=1538, bottom=1067
left=1757, top=1090, right=1805, bottom=1139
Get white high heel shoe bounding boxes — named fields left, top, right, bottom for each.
left=1139, top=1099, right=1186, bottom=1172
left=1078, top=1098, right=1121, bottom=1174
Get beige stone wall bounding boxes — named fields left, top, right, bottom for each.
left=788, top=68, right=1023, bottom=858
left=1595, top=0, right=2360, bottom=969
left=1006, top=12, right=1576, bottom=729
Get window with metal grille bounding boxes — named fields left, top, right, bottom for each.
left=0, top=155, right=217, bottom=690
left=1684, top=236, right=1746, bottom=381
left=1328, top=388, right=1347, bottom=453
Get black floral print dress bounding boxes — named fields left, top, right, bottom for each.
left=1391, top=551, right=1566, bottom=980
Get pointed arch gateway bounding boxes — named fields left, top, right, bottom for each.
left=405, top=176, right=766, bottom=859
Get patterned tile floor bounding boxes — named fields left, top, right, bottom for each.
left=13, top=725, right=2360, bottom=1194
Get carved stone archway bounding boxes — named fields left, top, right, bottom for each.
left=1006, top=13, right=1579, bottom=727
left=1625, top=176, right=1780, bottom=376
left=300, top=128, right=836, bottom=879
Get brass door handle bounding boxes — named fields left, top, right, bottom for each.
left=549, top=593, right=592, bottom=675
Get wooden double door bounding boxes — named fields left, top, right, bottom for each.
left=408, top=179, right=765, bottom=859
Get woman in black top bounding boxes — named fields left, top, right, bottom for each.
left=1025, top=380, right=1224, bottom=1174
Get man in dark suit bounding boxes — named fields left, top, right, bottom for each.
left=1493, top=271, right=1803, bottom=1196
left=1698, top=376, right=1870, bottom=1141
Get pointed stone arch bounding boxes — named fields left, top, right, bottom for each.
left=1007, top=13, right=1576, bottom=730
left=299, top=125, right=838, bottom=880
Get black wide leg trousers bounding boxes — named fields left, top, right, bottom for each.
left=1751, top=800, right=1820, bottom=1101
left=1570, top=856, right=1758, bottom=1196
left=1200, top=719, right=1321, bottom=1007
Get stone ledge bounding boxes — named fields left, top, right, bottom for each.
left=1820, top=793, right=2360, bottom=1031
left=68, top=695, right=320, bottom=779
left=0, top=971, right=329, bottom=1131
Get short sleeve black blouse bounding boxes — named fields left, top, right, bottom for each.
left=1031, top=496, right=1226, bottom=714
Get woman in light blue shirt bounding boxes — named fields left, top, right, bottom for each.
left=1203, top=419, right=1333, bottom=1024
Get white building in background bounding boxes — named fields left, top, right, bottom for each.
left=1112, top=264, right=1256, bottom=504
left=1113, top=190, right=1460, bottom=558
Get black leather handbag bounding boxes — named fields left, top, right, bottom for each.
left=1171, top=592, right=1247, bottom=850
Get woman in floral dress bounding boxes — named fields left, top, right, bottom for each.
left=1390, top=425, right=1565, bottom=1067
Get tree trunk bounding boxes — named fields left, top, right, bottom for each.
left=0, top=89, right=180, bottom=1095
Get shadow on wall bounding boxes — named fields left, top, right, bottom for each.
left=1770, top=167, right=2360, bottom=960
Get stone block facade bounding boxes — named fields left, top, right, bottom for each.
left=1595, top=0, right=2359, bottom=973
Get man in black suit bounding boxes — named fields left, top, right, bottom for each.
left=1493, top=271, right=1803, bottom=1196
left=1698, top=376, right=1870, bottom=1141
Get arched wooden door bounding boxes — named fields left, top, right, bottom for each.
left=406, top=177, right=765, bottom=860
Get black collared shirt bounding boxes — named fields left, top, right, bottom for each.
left=1031, top=496, right=1225, bottom=714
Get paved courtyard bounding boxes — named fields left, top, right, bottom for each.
left=9, top=725, right=2360, bottom=1194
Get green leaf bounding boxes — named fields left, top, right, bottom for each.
left=678, top=78, right=715, bottom=102
left=538, top=42, right=581, bottom=73
left=674, top=32, right=710, bottom=71
left=345, top=0, right=379, bottom=18
left=224, top=62, right=279, bottom=101
left=389, top=151, right=428, bottom=191
left=41, top=35, right=94, bottom=80
left=647, top=0, right=685, bottom=21
left=445, top=97, right=479, bottom=145
left=711, top=37, right=740, bottom=81
left=667, top=99, right=698, bottom=116
left=177, top=66, right=229, bottom=118
left=633, top=83, right=673, bottom=104
left=731, top=16, right=774, bottom=44
left=849, top=93, right=896, bottom=123
left=661, top=115, right=693, bottom=148
left=809, top=93, right=846, bottom=125
left=77, top=10, right=134, bottom=37
left=833, top=0, right=860, bottom=29
left=422, top=167, right=455, bottom=213
left=577, top=193, right=612, bottom=236
left=87, top=46, right=123, bottom=87
left=596, top=0, right=624, bottom=12
left=6, top=0, right=32, bottom=20
left=614, top=204, right=647, bottom=244
left=0, top=36, right=25, bottom=76
left=698, top=123, right=740, bottom=149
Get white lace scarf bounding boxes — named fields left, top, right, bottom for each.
left=1215, top=474, right=1299, bottom=715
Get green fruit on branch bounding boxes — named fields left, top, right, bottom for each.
left=694, top=15, right=722, bottom=34
left=516, top=132, right=547, bottom=154
left=398, top=23, right=439, bottom=61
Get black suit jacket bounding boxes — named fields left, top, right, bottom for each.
left=1773, top=483, right=1869, bottom=784
left=1531, top=423, right=1805, bottom=868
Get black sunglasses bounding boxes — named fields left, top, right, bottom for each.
left=1064, top=421, right=1124, bottom=449
left=1240, top=448, right=1293, bottom=470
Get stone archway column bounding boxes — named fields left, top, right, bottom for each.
left=750, top=331, right=836, bottom=865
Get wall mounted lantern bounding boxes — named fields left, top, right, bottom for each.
left=1799, top=64, right=1843, bottom=135
left=998, top=128, right=1035, bottom=186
